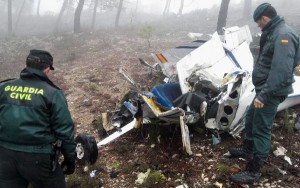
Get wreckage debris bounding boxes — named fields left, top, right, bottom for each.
left=74, top=25, right=300, bottom=174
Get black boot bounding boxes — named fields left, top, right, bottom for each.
left=229, top=140, right=253, bottom=161
left=230, top=157, right=262, bottom=184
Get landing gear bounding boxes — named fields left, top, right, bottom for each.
left=75, top=134, right=98, bottom=165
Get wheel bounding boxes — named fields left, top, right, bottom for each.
left=75, top=134, right=98, bottom=165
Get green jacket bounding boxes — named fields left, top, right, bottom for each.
left=0, top=68, right=75, bottom=162
left=253, top=16, right=300, bottom=103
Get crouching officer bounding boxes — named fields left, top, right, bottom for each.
left=0, top=50, right=76, bottom=188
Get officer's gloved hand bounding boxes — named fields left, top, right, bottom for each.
left=61, top=160, right=75, bottom=175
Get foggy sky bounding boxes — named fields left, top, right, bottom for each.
left=38, top=0, right=245, bottom=16
left=1, top=0, right=300, bottom=38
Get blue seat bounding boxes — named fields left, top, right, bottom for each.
left=151, top=83, right=182, bottom=109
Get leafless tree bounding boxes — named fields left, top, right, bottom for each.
left=74, top=0, right=85, bottom=33
left=7, top=0, right=12, bottom=36
left=55, top=0, right=69, bottom=32
left=217, top=0, right=230, bottom=35
left=135, top=0, right=139, bottom=13
left=37, top=0, right=41, bottom=16
left=115, top=0, right=123, bottom=28
left=178, top=0, right=185, bottom=15
left=14, top=0, right=26, bottom=33
left=134, top=0, right=139, bottom=20
left=243, top=0, right=252, bottom=20
left=92, top=0, right=99, bottom=30
left=163, top=0, right=171, bottom=16
left=129, top=0, right=139, bottom=25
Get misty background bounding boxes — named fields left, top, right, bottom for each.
left=1, top=0, right=300, bottom=38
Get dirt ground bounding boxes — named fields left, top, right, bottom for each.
left=1, top=29, right=300, bottom=188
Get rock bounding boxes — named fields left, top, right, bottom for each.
left=176, top=184, right=188, bottom=188
left=172, top=154, right=178, bottom=159
left=110, top=171, right=120, bottom=178
left=295, top=119, right=300, bottom=131
left=83, top=166, right=89, bottom=172
left=135, top=169, right=151, bottom=184
left=214, top=181, right=223, bottom=188
left=223, top=151, right=231, bottom=157
left=83, top=99, right=92, bottom=106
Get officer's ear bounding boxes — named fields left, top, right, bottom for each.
left=43, top=67, right=51, bottom=75
left=261, top=16, right=271, bottom=24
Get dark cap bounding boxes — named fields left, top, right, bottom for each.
left=26, top=49, right=54, bottom=70
left=253, top=3, right=271, bottom=22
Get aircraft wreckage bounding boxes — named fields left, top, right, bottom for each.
left=75, top=25, right=300, bottom=164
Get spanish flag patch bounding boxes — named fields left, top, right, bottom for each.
left=281, top=39, right=289, bottom=43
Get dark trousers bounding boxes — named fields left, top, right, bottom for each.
left=244, top=96, right=286, bottom=165
left=0, top=147, right=66, bottom=188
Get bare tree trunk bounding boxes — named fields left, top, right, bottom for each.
left=163, top=0, right=171, bottom=16
left=92, top=0, right=99, bottom=30
left=134, top=0, right=139, bottom=23
left=217, top=0, right=230, bottom=35
left=135, top=0, right=139, bottom=13
left=178, top=0, right=184, bottom=15
left=243, top=0, right=252, bottom=20
left=37, top=0, right=41, bottom=16
left=14, top=0, right=26, bottom=34
left=115, top=0, right=124, bottom=28
left=130, top=0, right=139, bottom=25
left=74, top=0, right=85, bottom=33
left=8, top=0, right=12, bottom=36
left=55, top=0, right=68, bottom=32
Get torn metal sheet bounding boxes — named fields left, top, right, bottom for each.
left=223, top=25, right=252, bottom=50
left=273, top=146, right=293, bottom=165
left=278, top=76, right=300, bottom=111
left=168, top=25, right=300, bottom=136
left=101, top=112, right=115, bottom=131
left=180, top=115, right=193, bottom=155
left=97, top=119, right=137, bottom=147
left=273, top=146, right=287, bottom=156
left=153, top=39, right=209, bottom=77
left=177, top=32, right=229, bottom=94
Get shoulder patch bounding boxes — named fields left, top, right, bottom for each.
left=281, top=39, right=289, bottom=43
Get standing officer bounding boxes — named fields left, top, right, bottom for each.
left=229, top=3, right=300, bottom=184
left=0, top=50, right=76, bottom=188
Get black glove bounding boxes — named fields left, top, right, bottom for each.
left=61, top=160, right=75, bottom=175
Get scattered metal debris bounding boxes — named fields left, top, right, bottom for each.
left=89, top=170, right=97, bottom=178
left=273, top=146, right=293, bottom=165
left=74, top=25, right=300, bottom=164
